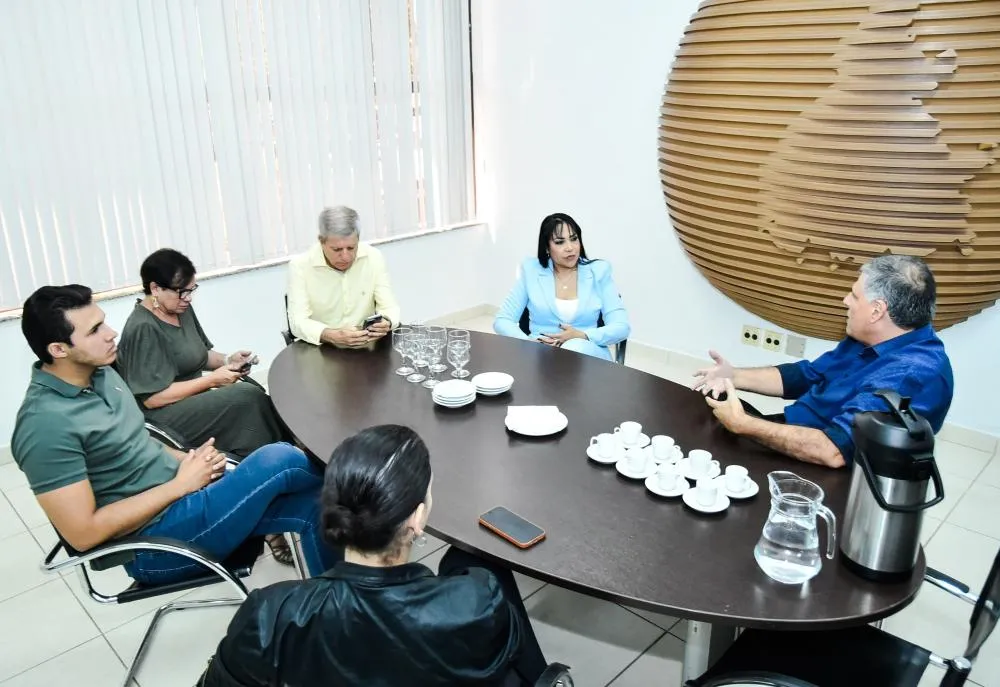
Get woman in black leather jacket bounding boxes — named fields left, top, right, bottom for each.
left=200, top=424, right=548, bottom=686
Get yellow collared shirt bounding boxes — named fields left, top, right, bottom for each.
left=287, top=241, right=401, bottom=345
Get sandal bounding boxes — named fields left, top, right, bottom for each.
left=265, top=534, right=295, bottom=567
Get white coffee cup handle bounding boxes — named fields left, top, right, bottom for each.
left=589, top=437, right=598, bottom=446
left=710, top=460, right=719, bottom=470
left=613, top=427, right=621, bottom=434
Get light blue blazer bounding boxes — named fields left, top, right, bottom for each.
left=494, top=257, right=630, bottom=358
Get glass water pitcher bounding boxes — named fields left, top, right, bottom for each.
left=754, top=471, right=837, bottom=584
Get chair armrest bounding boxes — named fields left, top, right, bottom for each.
left=536, top=663, right=572, bottom=686
left=925, top=566, right=979, bottom=605
left=44, top=534, right=243, bottom=587
left=145, top=422, right=189, bottom=450
left=240, top=376, right=265, bottom=392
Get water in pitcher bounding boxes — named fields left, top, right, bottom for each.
left=754, top=471, right=837, bottom=585
left=754, top=496, right=823, bottom=584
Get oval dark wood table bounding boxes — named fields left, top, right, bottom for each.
left=269, top=331, right=925, bottom=680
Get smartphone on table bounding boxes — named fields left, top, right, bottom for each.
left=363, top=313, right=385, bottom=330
left=478, top=506, right=546, bottom=549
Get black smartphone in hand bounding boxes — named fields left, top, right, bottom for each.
left=363, top=314, right=385, bottom=330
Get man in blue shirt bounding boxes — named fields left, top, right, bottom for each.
left=693, top=255, right=953, bottom=468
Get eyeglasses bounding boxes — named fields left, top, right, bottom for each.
left=167, top=284, right=199, bottom=300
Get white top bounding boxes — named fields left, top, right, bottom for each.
left=554, top=298, right=579, bottom=322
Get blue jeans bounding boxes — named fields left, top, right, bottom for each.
left=126, top=442, right=341, bottom=585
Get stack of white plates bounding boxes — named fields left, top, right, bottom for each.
left=432, top=379, right=477, bottom=408
left=471, top=372, right=514, bottom=396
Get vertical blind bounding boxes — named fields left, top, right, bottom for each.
left=0, top=0, right=474, bottom=312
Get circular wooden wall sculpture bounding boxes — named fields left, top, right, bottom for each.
left=659, top=0, right=999, bottom=340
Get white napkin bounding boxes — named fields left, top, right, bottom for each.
left=506, top=405, right=561, bottom=425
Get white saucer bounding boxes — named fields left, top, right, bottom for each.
left=505, top=412, right=569, bottom=436
left=644, top=475, right=689, bottom=497
left=616, top=458, right=657, bottom=480
left=677, top=457, right=722, bottom=482
left=649, top=445, right=684, bottom=464
left=616, top=432, right=651, bottom=450
left=587, top=444, right=622, bottom=465
left=713, top=476, right=760, bottom=499
left=682, top=489, right=730, bottom=514
left=472, top=372, right=514, bottom=391
left=433, top=396, right=475, bottom=409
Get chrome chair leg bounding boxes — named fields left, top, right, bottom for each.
left=121, top=597, right=245, bottom=687
left=284, top=532, right=308, bottom=580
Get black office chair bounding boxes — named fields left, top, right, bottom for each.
left=43, top=528, right=264, bottom=687
left=686, top=549, right=1000, bottom=687
left=281, top=294, right=294, bottom=346
left=518, top=307, right=628, bottom=365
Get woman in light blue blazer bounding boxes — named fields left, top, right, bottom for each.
left=494, top=213, right=630, bottom=360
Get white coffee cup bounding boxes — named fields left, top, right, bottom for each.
left=651, top=435, right=674, bottom=460
left=725, top=465, right=750, bottom=493
left=656, top=463, right=679, bottom=491
left=625, top=447, right=647, bottom=473
left=688, top=449, right=718, bottom=477
left=617, top=421, right=642, bottom=445
left=696, top=477, right=718, bottom=506
left=589, top=433, right=616, bottom=458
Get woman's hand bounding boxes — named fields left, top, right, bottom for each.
left=540, top=324, right=587, bottom=347
left=209, top=365, right=243, bottom=387
left=226, top=350, right=256, bottom=367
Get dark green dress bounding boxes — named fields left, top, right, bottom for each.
left=116, top=301, right=283, bottom=457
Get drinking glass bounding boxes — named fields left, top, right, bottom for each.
left=421, top=338, right=445, bottom=389
left=447, top=340, right=471, bottom=378
left=447, top=328, right=470, bottom=345
left=426, top=326, right=448, bottom=373
left=406, top=333, right=428, bottom=384
left=392, top=326, right=414, bottom=376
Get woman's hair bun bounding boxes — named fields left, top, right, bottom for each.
left=322, top=503, right=357, bottom=544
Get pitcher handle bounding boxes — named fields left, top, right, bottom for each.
left=817, top=504, right=837, bottom=560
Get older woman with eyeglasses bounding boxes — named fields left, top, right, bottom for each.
left=116, top=248, right=284, bottom=459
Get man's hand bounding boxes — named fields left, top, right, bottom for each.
left=366, top=318, right=391, bottom=339
left=540, top=324, right=587, bottom=347
left=326, top=327, right=372, bottom=348
left=172, top=439, right=227, bottom=496
left=209, top=365, right=244, bottom=387
left=693, top=349, right=735, bottom=399
left=705, top=379, right=749, bottom=434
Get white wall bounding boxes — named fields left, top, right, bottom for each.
left=0, top=225, right=496, bottom=443
left=473, top=0, right=1000, bottom=435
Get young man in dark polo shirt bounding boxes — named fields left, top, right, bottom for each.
left=693, top=255, right=953, bottom=468
left=12, top=284, right=340, bottom=584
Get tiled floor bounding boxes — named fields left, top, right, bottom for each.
left=1, top=315, right=997, bottom=686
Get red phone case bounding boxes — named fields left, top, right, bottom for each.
left=478, top=510, right=546, bottom=549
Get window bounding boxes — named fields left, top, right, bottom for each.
left=0, top=0, right=474, bottom=312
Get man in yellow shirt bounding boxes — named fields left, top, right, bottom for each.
left=287, top=206, right=401, bottom=347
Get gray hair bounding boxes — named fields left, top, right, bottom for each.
left=859, top=255, right=936, bottom=330
left=318, top=206, right=360, bottom=240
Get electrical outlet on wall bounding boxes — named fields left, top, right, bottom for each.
left=741, top=325, right=761, bottom=347
left=762, top=330, right=783, bottom=352
left=785, top=335, right=807, bottom=358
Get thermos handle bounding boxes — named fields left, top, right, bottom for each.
left=857, top=450, right=945, bottom=513
left=875, top=390, right=924, bottom=438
